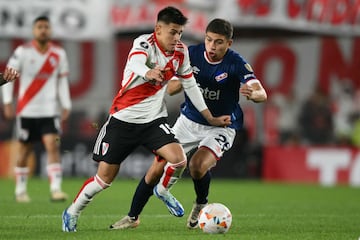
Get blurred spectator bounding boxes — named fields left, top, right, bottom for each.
left=332, top=82, right=354, bottom=145
left=298, top=86, right=334, bottom=145
left=350, top=88, right=360, bottom=147
left=272, top=90, right=301, bottom=145
left=351, top=115, right=360, bottom=147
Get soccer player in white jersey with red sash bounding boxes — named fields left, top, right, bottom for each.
left=61, top=6, right=231, bottom=232
left=1, top=16, right=71, bottom=203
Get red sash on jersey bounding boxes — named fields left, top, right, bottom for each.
left=110, top=49, right=188, bottom=114
left=16, top=51, right=60, bottom=114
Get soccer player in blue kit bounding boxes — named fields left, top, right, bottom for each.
left=110, top=18, right=267, bottom=230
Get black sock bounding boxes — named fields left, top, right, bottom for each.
left=128, top=176, right=154, bottom=219
left=193, top=171, right=211, bottom=204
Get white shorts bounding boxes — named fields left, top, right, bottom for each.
left=172, top=114, right=236, bottom=159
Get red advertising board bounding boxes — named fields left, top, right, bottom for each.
left=263, top=146, right=360, bottom=186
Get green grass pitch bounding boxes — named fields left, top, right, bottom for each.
left=0, top=177, right=359, bottom=240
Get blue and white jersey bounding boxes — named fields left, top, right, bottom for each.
left=180, top=43, right=257, bottom=130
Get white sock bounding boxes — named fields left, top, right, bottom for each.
left=157, top=160, right=186, bottom=194
left=14, top=167, right=29, bottom=195
left=67, top=175, right=111, bottom=216
left=47, top=163, right=63, bottom=193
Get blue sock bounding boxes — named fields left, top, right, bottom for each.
left=128, top=176, right=154, bottom=219
left=193, top=171, right=211, bottom=204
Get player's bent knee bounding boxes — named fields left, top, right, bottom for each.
left=172, top=159, right=187, bottom=168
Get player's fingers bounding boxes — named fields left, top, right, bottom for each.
left=3, top=68, right=10, bottom=79
left=153, top=73, right=163, bottom=82
left=155, top=70, right=164, bottom=81
left=4, top=67, right=18, bottom=80
left=161, top=67, right=170, bottom=72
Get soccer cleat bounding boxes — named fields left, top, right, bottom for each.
left=187, top=203, right=207, bottom=229
left=109, top=216, right=140, bottom=230
left=15, top=192, right=31, bottom=203
left=153, top=185, right=184, bottom=217
left=62, top=208, right=78, bottom=232
left=51, top=191, right=68, bottom=202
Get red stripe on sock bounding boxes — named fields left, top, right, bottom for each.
left=73, top=176, right=94, bottom=203
left=162, top=165, right=175, bottom=188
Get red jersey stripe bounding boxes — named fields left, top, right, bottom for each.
left=110, top=81, right=162, bottom=114
left=178, top=72, right=193, bottom=79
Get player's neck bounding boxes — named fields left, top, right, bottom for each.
left=33, top=40, right=50, bottom=53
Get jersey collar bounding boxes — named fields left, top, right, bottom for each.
left=204, top=51, right=223, bottom=65
left=153, top=32, right=174, bottom=57
left=32, top=40, right=51, bottom=54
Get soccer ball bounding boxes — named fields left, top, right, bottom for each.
left=198, top=203, right=232, bottom=234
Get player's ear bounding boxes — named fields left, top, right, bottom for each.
left=227, top=39, right=233, bottom=48
left=155, top=23, right=162, bottom=35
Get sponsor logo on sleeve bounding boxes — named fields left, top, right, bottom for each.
left=245, top=63, right=253, bottom=72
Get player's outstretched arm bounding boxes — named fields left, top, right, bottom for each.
left=200, top=109, right=231, bottom=127
left=240, top=81, right=267, bottom=103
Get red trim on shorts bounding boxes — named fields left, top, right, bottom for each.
left=199, top=146, right=221, bottom=161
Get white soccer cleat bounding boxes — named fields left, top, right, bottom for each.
left=15, top=192, right=31, bottom=203
left=62, top=208, right=78, bottom=232
left=109, top=215, right=140, bottom=230
left=187, top=203, right=207, bottom=229
left=153, top=185, right=184, bottom=217
left=51, top=191, right=68, bottom=202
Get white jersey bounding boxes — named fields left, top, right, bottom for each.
left=2, top=41, right=71, bottom=117
left=110, top=33, right=206, bottom=124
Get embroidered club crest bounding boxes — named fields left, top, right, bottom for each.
left=102, top=142, right=109, bottom=155
left=49, top=56, right=58, bottom=67
left=215, top=72, right=228, bottom=82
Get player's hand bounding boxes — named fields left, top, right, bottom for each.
left=240, top=83, right=253, bottom=100
left=145, top=66, right=170, bottom=85
left=61, top=109, right=71, bottom=122
left=3, top=67, right=20, bottom=82
left=207, top=115, right=232, bottom=127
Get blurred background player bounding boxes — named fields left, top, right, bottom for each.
left=1, top=16, right=72, bottom=203
left=112, top=18, right=267, bottom=230
left=62, top=6, right=230, bottom=232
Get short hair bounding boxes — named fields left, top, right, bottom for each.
left=206, top=18, right=233, bottom=39
left=33, top=15, right=50, bottom=25
left=157, top=6, right=188, bottom=25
